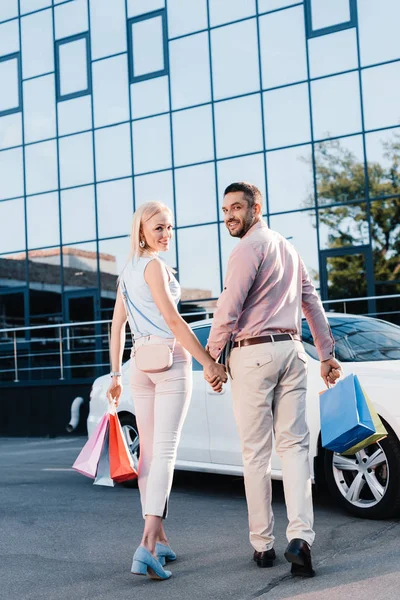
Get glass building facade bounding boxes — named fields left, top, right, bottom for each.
left=0, top=0, right=399, bottom=341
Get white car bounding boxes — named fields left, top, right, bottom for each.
left=88, top=313, right=400, bottom=520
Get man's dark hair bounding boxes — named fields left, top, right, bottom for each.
left=224, top=182, right=263, bottom=208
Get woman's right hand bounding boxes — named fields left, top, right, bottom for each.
left=204, top=361, right=227, bottom=393
left=106, top=376, right=123, bottom=407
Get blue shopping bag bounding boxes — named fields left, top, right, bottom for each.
left=319, top=374, right=376, bottom=453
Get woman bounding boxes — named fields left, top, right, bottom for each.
left=107, top=201, right=227, bottom=580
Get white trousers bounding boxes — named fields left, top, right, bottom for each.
left=229, top=339, right=315, bottom=551
left=129, top=336, right=192, bottom=519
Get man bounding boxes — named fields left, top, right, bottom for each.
left=206, top=182, right=341, bottom=577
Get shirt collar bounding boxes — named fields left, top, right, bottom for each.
left=242, top=218, right=267, bottom=240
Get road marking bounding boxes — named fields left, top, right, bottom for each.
left=41, top=468, right=75, bottom=472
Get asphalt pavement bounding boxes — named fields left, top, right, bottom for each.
left=1, top=437, right=399, bottom=600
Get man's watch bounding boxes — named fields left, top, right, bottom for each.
left=110, top=371, right=122, bottom=377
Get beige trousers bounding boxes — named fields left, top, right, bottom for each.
left=129, top=336, right=192, bottom=519
left=229, top=339, right=315, bottom=551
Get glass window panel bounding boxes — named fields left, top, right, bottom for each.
left=134, top=170, right=174, bottom=216
left=170, top=32, right=211, bottom=110
left=58, top=37, right=89, bottom=98
left=132, top=114, right=171, bottom=174
left=366, top=128, right=400, bottom=200
left=311, top=72, right=361, bottom=140
left=175, top=163, right=217, bottom=227
left=23, top=74, right=56, bottom=143
left=358, top=0, right=400, bottom=66
left=263, top=84, right=310, bottom=149
left=62, top=241, right=98, bottom=292
left=269, top=210, right=320, bottom=285
left=61, top=186, right=96, bottom=244
left=21, top=10, right=54, bottom=79
left=127, top=0, right=164, bottom=17
left=0, top=20, right=19, bottom=56
left=97, top=178, right=133, bottom=239
left=131, top=76, right=169, bottom=119
left=55, top=0, right=88, bottom=40
left=0, top=0, right=18, bottom=21
left=308, top=29, right=357, bottom=79
left=20, top=0, right=51, bottom=13
left=27, top=192, right=59, bottom=249
left=310, top=0, right=350, bottom=31
left=131, top=15, right=165, bottom=79
left=370, top=199, right=400, bottom=283
left=314, top=136, right=365, bottom=206
left=259, top=7, right=307, bottom=89
left=267, top=145, right=313, bottom=214
left=25, top=140, right=58, bottom=195
left=177, top=225, right=221, bottom=298
left=95, top=123, right=132, bottom=181
left=258, top=0, right=297, bottom=11
left=215, top=94, right=263, bottom=158
left=216, top=153, right=267, bottom=212
left=318, top=202, right=369, bottom=250
left=59, top=132, right=94, bottom=188
left=0, top=147, right=23, bottom=200
left=167, top=0, right=207, bottom=38
left=89, top=0, right=127, bottom=60
left=99, top=236, right=131, bottom=316
left=57, top=95, right=92, bottom=136
left=362, top=63, right=400, bottom=131
left=28, top=247, right=62, bottom=329
left=172, top=105, right=214, bottom=167
left=93, top=54, right=129, bottom=128
left=219, top=221, right=239, bottom=281
left=209, top=0, right=255, bottom=26
left=0, top=112, right=22, bottom=149
left=211, top=19, right=259, bottom=100
left=0, top=198, right=25, bottom=252
left=0, top=56, right=20, bottom=114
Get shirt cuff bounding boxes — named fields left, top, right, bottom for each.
left=319, top=345, right=335, bottom=362
left=207, top=342, right=222, bottom=361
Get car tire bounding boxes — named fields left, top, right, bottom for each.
left=118, top=412, right=140, bottom=489
left=324, top=427, right=400, bottom=519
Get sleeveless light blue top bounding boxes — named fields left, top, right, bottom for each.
left=119, top=256, right=180, bottom=340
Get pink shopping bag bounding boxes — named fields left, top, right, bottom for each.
left=72, top=412, right=109, bottom=479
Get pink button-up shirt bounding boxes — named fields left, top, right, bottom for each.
left=208, top=220, right=335, bottom=362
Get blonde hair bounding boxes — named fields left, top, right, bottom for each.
left=130, top=201, right=173, bottom=258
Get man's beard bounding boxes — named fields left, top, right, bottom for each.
left=226, top=213, right=255, bottom=238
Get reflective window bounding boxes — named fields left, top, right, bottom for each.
left=0, top=19, right=19, bottom=56
left=131, top=76, right=169, bottom=119
left=175, top=163, right=217, bottom=227
left=0, top=198, right=25, bottom=252
left=57, top=95, right=92, bottom=136
left=89, top=0, right=127, bottom=60
left=167, top=0, right=207, bottom=38
left=20, top=0, right=51, bottom=13
left=128, top=10, right=168, bottom=83
left=27, top=192, right=59, bottom=249
left=62, top=241, right=98, bottom=291
left=25, top=140, right=58, bottom=195
left=215, top=95, right=263, bottom=158
left=0, top=147, right=23, bottom=200
left=211, top=19, right=259, bottom=100
left=132, top=114, right=171, bottom=174
left=59, top=132, right=94, bottom=189
left=21, top=10, right=54, bottom=79
left=263, top=83, right=310, bottom=149
left=172, top=105, right=214, bottom=167
left=219, top=222, right=239, bottom=281
left=54, top=0, right=88, bottom=40
left=306, top=0, right=354, bottom=35
left=92, top=54, right=129, bottom=127
left=318, top=202, right=369, bottom=249
left=170, top=32, right=211, bottom=110
left=23, top=74, right=56, bottom=143
left=258, top=0, right=297, bottom=11
left=0, top=53, right=21, bottom=116
left=95, top=123, right=132, bottom=181
left=308, top=28, right=358, bottom=79
left=217, top=153, right=267, bottom=211
left=127, top=0, right=165, bottom=17
left=370, top=199, right=400, bottom=284
left=362, top=63, right=400, bottom=131
left=259, top=7, right=307, bottom=89
left=28, top=248, right=62, bottom=329
left=267, top=145, right=313, bottom=214
left=209, top=0, right=255, bottom=26
left=99, top=236, right=131, bottom=314
left=134, top=170, right=174, bottom=216
left=311, top=72, right=361, bottom=140
left=366, top=129, right=400, bottom=200
left=177, top=225, right=221, bottom=298
left=358, top=0, right=400, bottom=67
left=0, top=0, right=18, bottom=21
left=314, top=136, right=365, bottom=206
left=0, top=113, right=22, bottom=149
left=56, top=33, right=91, bottom=101
left=61, top=186, right=96, bottom=244
left=97, top=178, right=133, bottom=239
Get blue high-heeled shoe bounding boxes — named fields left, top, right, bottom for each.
left=156, top=542, right=177, bottom=567
left=131, top=546, right=172, bottom=580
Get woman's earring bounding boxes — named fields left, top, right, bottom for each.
left=139, top=240, right=145, bottom=248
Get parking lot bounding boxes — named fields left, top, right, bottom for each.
left=1, top=436, right=400, bottom=600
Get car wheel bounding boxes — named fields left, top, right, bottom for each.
left=118, top=413, right=140, bottom=488
left=324, top=428, right=400, bottom=519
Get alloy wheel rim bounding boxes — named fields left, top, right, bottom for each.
left=122, top=424, right=140, bottom=471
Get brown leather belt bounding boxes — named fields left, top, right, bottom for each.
left=233, top=333, right=301, bottom=348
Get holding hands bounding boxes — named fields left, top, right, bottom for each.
left=204, top=358, right=228, bottom=393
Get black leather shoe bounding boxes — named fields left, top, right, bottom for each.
left=284, top=538, right=315, bottom=577
left=253, top=548, right=276, bottom=568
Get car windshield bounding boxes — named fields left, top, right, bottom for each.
left=302, top=316, right=400, bottom=362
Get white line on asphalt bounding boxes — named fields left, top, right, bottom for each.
left=41, top=468, right=75, bottom=472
